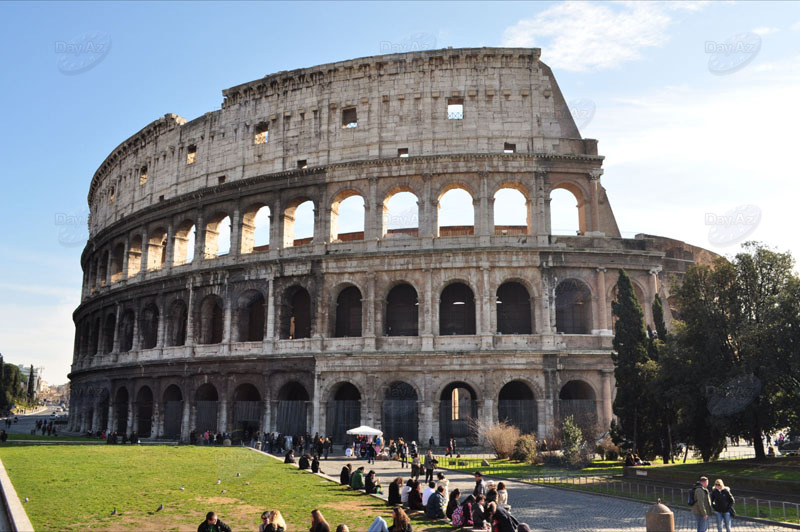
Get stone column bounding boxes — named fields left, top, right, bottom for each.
left=151, top=400, right=160, bottom=439
left=107, top=401, right=114, bottom=434
left=193, top=213, right=205, bottom=262
left=534, top=171, right=549, bottom=242
left=311, top=372, right=321, bottom=435
left=127, top=395, right=135, bottom=435
left=218, top=399, right=228, bottom=434
left=121, top=237, right=130, bottom=281
left=156, top=296, right=167, bottom=348
left=479, top=266, right=492, bottom=347
left=588, top=169, right=603, bottom=235
left=185, top=281, right=195, bottom=346
left=595, top=268, right=610, bottom=334
left=223, top=281, right=232, bottom=344
left=164, top=220, right=175, bottom=270
left=262, top=398, right=271, bottom=435
left=265, top=275, right=276, bottom=342
left=91, top=404, right=100, bottom=432
left=181, top=399, right=192, bottom=443
left=131, top=309, right=141, bottom=351
left=601, top=369, right=613, bottom=430
left=365, top=176, right=380, bottom=241
left=477, top=172, right=490, bottom=236
left=229, top=204, right=242, bottom=256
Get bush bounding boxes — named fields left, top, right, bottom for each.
left=476, top=420, right=520, bottom=459
left=561, top=415, right=594, bottom=469
left=512, top=434, right=540, bottom=463
left=596, top=434, right=620, bottom=460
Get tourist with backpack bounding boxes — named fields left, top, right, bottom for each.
left=689, top=476, right=714, bottom=531
left=711, top=479, right=735, bottom=532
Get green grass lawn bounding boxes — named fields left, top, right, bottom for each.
left=0, top=446, right=450, bottom=532
left=659, top=458, right=800, bottom=482
left=437, top=456, right=623, bottom=478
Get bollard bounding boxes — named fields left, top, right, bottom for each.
left=645, top=499, right=674, bottom=532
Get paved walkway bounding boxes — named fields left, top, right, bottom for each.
left=310, top=454, right=794, bottom=531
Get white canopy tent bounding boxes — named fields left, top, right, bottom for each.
left=345, top=425, right=383, bottom=436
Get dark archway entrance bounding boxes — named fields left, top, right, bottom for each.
left=382, top=382, right=418, bottom=442
left=281, top=287, right=312, bottom=339
left=232, top=383, right=262, bottom=441
left=326, top=382, right=361, bottom=443
left=276, top=382, right=308, bottom=435
left=334, top=287, right=362, bottom=337
left=439, top=283, right=476, bottom=335
left=162, top=385, right=183, bottom=439
left=386, top=284, right=418, bottom=336
left=556, top=280, right=592, bottom=334
left=498, top=381, right=537, bottom=434
left=439, top=382, right=478, bottom=446
left=559, top=380, right=598, bottom=434
left=114, top=387, right=129, bottom=434
left=136, top=386, right=153, bottom=438
left=496, top=282, right=532, bottom=334
left=195, top=383, right=219, bottom=432
left=97, top=389, right=109, bottom=431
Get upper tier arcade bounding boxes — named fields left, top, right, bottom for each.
left=87, top=47, right=599, bottom=236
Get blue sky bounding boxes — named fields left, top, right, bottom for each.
left=1, top=1, right=799, bottom=384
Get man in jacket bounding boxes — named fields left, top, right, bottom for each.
left=425, top=485, right=446, bottom=519
left=197, top=511, right=232, bottom=532
left=424, top=450, right=438, bottom=483
left=691, top=476, right=713, bottom=532
left=350, top=466, right=366, bottom=490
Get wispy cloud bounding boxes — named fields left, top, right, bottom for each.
left=502, top=1, right=700, bottom=71
left=752, top=26, right=779, bottom=36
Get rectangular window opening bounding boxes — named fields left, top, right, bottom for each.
left=342, top=108, right=358, bottom=129
left=398, top=148, right=409, bottom=158
left=297, top=160, right=307, bottom=169
left=504, top=143, right=516, bottom=154
left=447, top=97, right=464, bottom=120
left=254, top=123, right=269, bottom=144
left=218, top=176, right=226, bottom=185
left=139, top=166, right=148, bottom=185
left=186, top=145, right=197, bottom=165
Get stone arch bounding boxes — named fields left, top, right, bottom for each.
left=437, top=184, right=475, bottom=237
left=555, top=279, right=593, bottom=334
left=385, top=282, right=419, bottom=336
left=110, top=242, right=125, bottom=282
left=166, top=298, right=188, bottom=347
left=114, top=386, right=130, bottom=434
left=276, top=381, right=309, bottom=435
left=162, top=384, right=183, bottom=439
left=135, top=385, right=154, bottom=438
left=550, top=181, right=588, bottom=236
left=119, top=309, right=135, bottom=352
left=240, top=201, right=271, bottom=254
left=127, top=233, right=142, bottom=277
left=284, top=197, right=315, bottom=247
left=101, top=312, right=116, bottom=354
left=494, top=182, right=531, bottom=235
left=146, top=227, right=168, bottom=270
left=139, top=303, right=159, bottom=349
left=382, top=186, right=419, bottom=238
left=334, top=285, right=362, bottom=338
left=204, top=211, right=232, bottom=258
left=382, top=381, right=419, bottom=442
left=235, top=289, right=266, bottom=342
left=89, top=316, right=101, bottom=356
left=194, top=382, right=219, bottom=432
left=232, top=383, right=262, bottom=440
left=496, top=281, right=533, bottom=334
left=199, top=294, right=224, bottom=344
left=330, top=188, right=366, bottom=242
left=96, top=388, right=110, bottom=432
left=173, top=219, right=196, bottom=265
left=559, top=379, right=599, bottom=435
left=439, top=281, right=476, bottom=335
left=326, top=381, right=362, bottom=442
left=97, top=249, right=109, bottom=286
left=439, top=381, right=479, bottom=445
left=498, top=380, right=537, bottom=434
left=280, top=285, right=312, bottom=340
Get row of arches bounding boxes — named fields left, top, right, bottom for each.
left=84, top=182, right=588, bottom=293
left=74, top=377, right=598, bottom=443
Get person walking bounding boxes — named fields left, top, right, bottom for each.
left=711, top=478, right=735, bottom=532
left=691, top=476, right=714, bottom=532
left=398, top=439, right=408, bottom=468
left=424, top=450, right=437, bottom=484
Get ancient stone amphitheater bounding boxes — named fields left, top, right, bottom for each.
left=68, top=47, right=714, bottom=444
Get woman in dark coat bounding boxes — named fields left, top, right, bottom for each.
left=365, top=470, right=380, bottom=494
left=388, top=477, right=403, bottom=506
left=408, top=481, right=425, bottom=511
left=446, top=488, right=461, bottom=519
left=340, top=464, right=352, bottom=485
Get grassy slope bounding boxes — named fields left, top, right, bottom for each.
left=0, top=446, right=448, bottom=532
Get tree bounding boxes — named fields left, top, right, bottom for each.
left=26, top=364, right=35, bottom=400
left=652, top=294, right=668, bottom=343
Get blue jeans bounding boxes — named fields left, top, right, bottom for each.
left=714, top=511, right=732, bottom=532
left=696, top=515, right=709, bottom=532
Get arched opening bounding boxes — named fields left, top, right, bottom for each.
left=119, top=310, right=135, bottom=352
left=385, top=283, right=418, bottom=336
left=550, top=186, right=585, bottom=236
left=284, top=199, right=315, bottom=247
left=110, top=243, right=125, bottom=282
left=162, top=385, right=183, bottom=439
left=494, top=187, right=529, bottom=235
left=383, top=190, right=419, bottom=237
left=87, top=261, right=97, bottom=291
left=173, top=220, right=196, bottom=265
left=147, top=228, right=168, bottom=270
left=497, top=282, right=532, bottom=334
left=556, top=279, right=592, bottom=334
left=232, top=383, right=262, bottom=441
left=97, top=389, right=109, bottom=432
left=199, top=295, right=224, bottom=344
left=276, top=382, right=309, bottom=435
left=194, top=383, right=219, bottom=433
left=166, top=300, right=188, bottom=347
left=114, top=387, right=129, bottom=434
left=334, top=286, right=362, bottom=337
left=439, top=382, right=478, bottom=446
left=439, top=282, right=476, bottom=335
left=89, top=317, right=100, bottom=356
left=127, top=235, right=142, bottom=277
left=331, top=192, right=365, bottom=242
left=280, top=286, right=311, bottom=339
left=559, top=380, right=598, bottom=435
left=136, top=386, right=154, bottom=438
left=326, top=382, right=361, bottom=443
left=438, top=187, right=474, bottom=237
left=236, top=290, right=266, bottom=342
left=241, top=204, right=270, bottom=254
left=97, top=250, right=108, bottom=286
left=139, top=303, right=159, bottom=349
left=203, top=213, right=232, bottom=258
left=498, top=381, right=537, bottom=434
left=101, top=313, right=116, bottom=354
left=382, top=382, right=418, bottom=442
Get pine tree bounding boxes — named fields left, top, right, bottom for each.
left=652, top=294, right=668, bottom=342
left=26, top=364, right=35, bottom=401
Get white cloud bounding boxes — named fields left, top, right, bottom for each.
left=502, top=1, right=693, bottom=71
left=752, top=26, right=779, bottom=36
left=791, top=20, right=800, bottom=31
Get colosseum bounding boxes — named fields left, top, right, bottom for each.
left=67, top=47, right=715, bottom=445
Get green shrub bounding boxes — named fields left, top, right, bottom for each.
left=562, top=415, right=594, bottom=469
left=512, top=434, right=540, bottom=463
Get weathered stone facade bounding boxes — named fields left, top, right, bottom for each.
left=68, top=48, right=715, bottom=444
